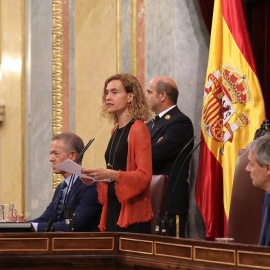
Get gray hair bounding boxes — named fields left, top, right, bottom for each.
left=52, top=132, right=84, bottom=158
left=246, top=132, right=270, bottom=167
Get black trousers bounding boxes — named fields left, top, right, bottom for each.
left=166, top=214, right=187, bottom=238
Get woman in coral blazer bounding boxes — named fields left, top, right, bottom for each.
left=82, top=73, right=153, bottom=233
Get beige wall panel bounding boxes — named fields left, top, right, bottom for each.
left=0, top=0, right=23, bottom=212
left=75, top=0, right=116, bottom=168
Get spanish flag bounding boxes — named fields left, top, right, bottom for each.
left=195, top=0, right=265, bottom=240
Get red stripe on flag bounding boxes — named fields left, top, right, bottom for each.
left=204, top=105, right=220, bottom=125
left=222, top=0, right=257, bottom=75
left=204, top=96, right=218, bottom=116
left=205, top=112, right=219, bottom=126
left=195, top=134, right=227, bottom=240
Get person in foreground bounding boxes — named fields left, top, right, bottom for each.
left=146, top=76, right=194, bottom=238
left=246, top=132, right=270, bottom=246
left=19, top=132, right=102, bottom=232
left=81, top=73, right=153, bottom=233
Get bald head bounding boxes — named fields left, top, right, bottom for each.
left=146, top=76, right=179, bottom=114
left=150, top=76, right=177, bottom=89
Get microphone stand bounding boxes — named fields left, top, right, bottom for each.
left=63, top=138, right=95, bottom=232
left=63, top=174, right=76, bottom=231
left=160, top=138, right=203, bottom=236
left=155, top=136, right=196, bottom=235
left=45, top=194, right=62, bottom=232
left=45, top=138, right=95, bottom=232
left=45, top=175, right=76, bottom=232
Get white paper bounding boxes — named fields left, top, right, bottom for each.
left=53, top=159, right=110, bottom=182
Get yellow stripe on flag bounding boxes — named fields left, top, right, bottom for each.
left=196, top=0, right=265, bottom=239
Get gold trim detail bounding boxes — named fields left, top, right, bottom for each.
left=0, top=238, right=49, bottom=252
left=130, top=0, right=137, bottom=77
left=237, top=251, right=270, bottom=269
left=116, top=0, right=121, bottom=73
left=52, top=0, right=64, bottom=189
left=155, top=241, right=192, bottom=260
left=194, top=246, right=235, bottom=265
left=176, top=214, right=179, bottom=238
left=119, top=237, right=153, bottom=255
left=0, top=2, right=1, bottom=59
left=21, top=0, right=26, bottom=215
left=52, top=237, right=115, bottom=251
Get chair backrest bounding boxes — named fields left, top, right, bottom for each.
left=227, top=149, right=264, bottom=244
left=150, top=175, right=168, bottom=234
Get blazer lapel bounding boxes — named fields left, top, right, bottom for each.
left=65, top=176, right=81, bottom=204
left=53, top=185, right=63, bottom=214
left=150, top=117, right=167, bottom=137
left=150, top=107, right=179, bottom=138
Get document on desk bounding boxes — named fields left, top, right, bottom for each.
left=53, top=159, right=109, bottom=182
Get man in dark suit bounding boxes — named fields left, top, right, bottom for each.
left=146, top=76, right=194, bottom=238
left=19, top=132, right=102, bottom=232
left=246, top=132, right=270, bottom=246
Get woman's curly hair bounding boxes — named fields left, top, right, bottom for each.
left=100, top=73, right=152, bottom=124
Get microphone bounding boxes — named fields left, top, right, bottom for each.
left=168, top=136, right=196, bottom=182
left=168, top=138, right=203, bottom=208
left=161, top=211, right=173, bottom=236
left=155, top=210, right=161, bottom=235
left=154, top=136, right=195, bottom=235
left=45, top=189, right=64, bottom=232
left=76, top=138, right=95, bottom=164
left=64, top=138, right=95, bottom=206
left=45, top=217, right=54, bottom=232
left=45, top=138, right=95, bottom=232
left=63, top=138, right=95, bottom=231
left=63, top=174, right=76, bottom=232
left=64, top=204, right=76, bottom=232
left=160, top=137, right=203, bottom=236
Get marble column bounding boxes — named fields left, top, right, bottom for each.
left=24, top=0, right=53, bottom=219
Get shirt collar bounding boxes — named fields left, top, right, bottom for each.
left=158, top=105, right=176, bottom=118
left=63, top=174, right=78, bottom=190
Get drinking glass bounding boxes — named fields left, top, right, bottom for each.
left=0, top=204, right=18, bottom=222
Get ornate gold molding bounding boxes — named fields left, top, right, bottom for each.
left=0, top=100, right=5, bottom=122
left=21, top=0, right=26, bottom=214
left=52, top=0, right=64, bottom=189
left=131, top=0, right=137, bottom=77
left=116, top=0, right=121, bottom=73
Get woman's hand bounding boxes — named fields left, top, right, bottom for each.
left=81, top=168, right=109, bottom=181
left=81, top=168, right=119, bottom=182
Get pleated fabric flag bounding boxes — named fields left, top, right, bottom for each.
left=195, top=0, right=266, bottom=240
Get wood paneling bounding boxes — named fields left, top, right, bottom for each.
left=0, top=232, right=270, bottom=270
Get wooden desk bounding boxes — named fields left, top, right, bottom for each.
left=0, top=232, right=270, bottom=269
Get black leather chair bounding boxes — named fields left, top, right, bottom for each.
left=150, top=175, right=168, bottom=234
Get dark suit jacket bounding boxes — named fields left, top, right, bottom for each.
left=31, top=176, right=102, bottom=232
left=258, top=191, right=270, bottom=246
left=147, top=106, right=194, bottom=215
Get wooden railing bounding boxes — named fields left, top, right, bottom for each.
left=0, top=232, right=270, bottom=269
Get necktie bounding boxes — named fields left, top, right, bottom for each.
left=56, top=181, right=67, bottom=221
left=152, top=115, right=160, bottom=128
